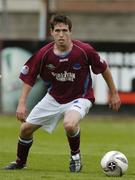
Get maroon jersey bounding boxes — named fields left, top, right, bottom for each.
left=20, top=40, right=107, bottom=104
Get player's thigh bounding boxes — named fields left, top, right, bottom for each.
left=63, top=98, right=92, bottom=129
left=63, top=110, right=81, bottom=129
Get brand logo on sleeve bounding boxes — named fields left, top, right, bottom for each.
left=21, top=65, right=29, bottom=75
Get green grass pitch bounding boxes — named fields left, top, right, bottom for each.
left=0, top=114, right=135, bottom=180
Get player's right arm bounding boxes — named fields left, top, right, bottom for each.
left=16, top=47, right=44, bottom=122
left=16, top=83, right=32, bottom=122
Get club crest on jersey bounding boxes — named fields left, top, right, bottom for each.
left=52, top=71, right=75, bottom=82
left=21, top=65, right=29, bottom=75
left=46, top=64, right=56, bottom=70
left=73, top=63, right=81, bottom=70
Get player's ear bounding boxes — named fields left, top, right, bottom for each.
left=50, top=28, right=52, bottom=34
left=50, top=28, right=54, bottom=36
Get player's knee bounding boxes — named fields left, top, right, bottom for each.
left=63, top=121, right=75, bottom=133
left=20, top=123, right=33, bottom=138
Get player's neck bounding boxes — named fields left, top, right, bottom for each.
left=54, top=41, right=73, bottom=55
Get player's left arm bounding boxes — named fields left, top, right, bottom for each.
left=102, top=66, right=121, bottom=111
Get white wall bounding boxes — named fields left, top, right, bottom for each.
left=0, top=0, right=47, bottom=39
left=0, top=0, right=42, bottom=12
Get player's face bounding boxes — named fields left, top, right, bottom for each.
left=51, top=23, right=72, bottom=48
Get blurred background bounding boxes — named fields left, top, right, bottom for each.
left=0, top=0, right=135, bottom=114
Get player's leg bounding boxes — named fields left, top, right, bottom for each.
left=16, top=122, right=41, bottom=167
left=64, top=110, right=81, bottom=156
left=3, top=93, right=62, bottom=170
left=3, top=122, right=41, bottom=170
left=13, top=92, right=61, bottom=169
left=63, top=98, right=92, bottom=172
left=63, top=110, right=82, bottom=172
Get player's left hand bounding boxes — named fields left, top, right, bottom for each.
left=109, top=93, right=121, bottom=112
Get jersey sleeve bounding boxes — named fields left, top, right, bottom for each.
left=19, top=49, right=43, bottom=86
left=86, top=45, right=107, bottom=74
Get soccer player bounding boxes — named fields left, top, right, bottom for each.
left=4, top=14, right=121, bottom=172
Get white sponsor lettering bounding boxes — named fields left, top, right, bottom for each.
left=52, top=71, right=75, bottom=82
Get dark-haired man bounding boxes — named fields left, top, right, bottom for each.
left=4, top=14, right=121, bottom=172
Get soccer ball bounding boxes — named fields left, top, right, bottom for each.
left=100, top=151, right=128, bottom=176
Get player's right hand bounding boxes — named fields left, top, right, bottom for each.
left=16, top=103, right=27, bottom=123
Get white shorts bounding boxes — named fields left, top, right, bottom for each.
left=26, top=93, right=92, bottom=133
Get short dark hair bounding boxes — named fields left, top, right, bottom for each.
left=50, top=14, right=72, bottom=31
